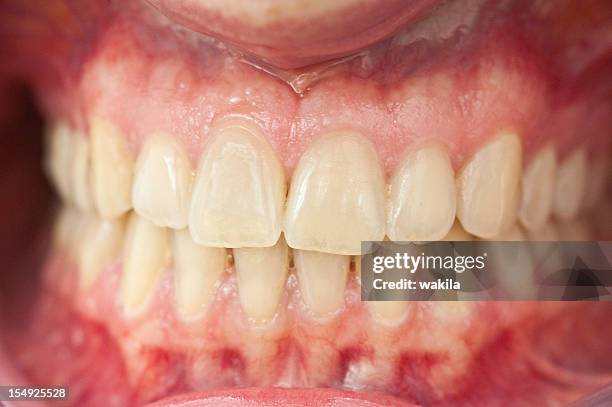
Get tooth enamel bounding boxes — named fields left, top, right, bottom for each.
left=558, top=219, right=592, bottom=241
left=79, top=216, right=126, bottom=289
left=172, top=229, right=226, bottom=321
left=387, top=144, right=455, bottom=241
left=583, top=155, right=610, bottom=211
left=70, top=133, right=93, bottom=211
left=442, top=220, right=474, bottom=241
left=552, top=148, right=587, bottom=221
left=456, top=133, right=522, bottom=239
left=284, top=131, right=386, bottom=255
left=90, top=116, right=134, bottom=219
left=526, top=222, right=560, bottom=241
left=294, top=250, right=350, bottom=317
left=45, top=122, right=74, bottom=202
left=132, top=135, right=193, bottom=229
left=518, top=146, right=556, bottom=231
left=189, top=122, right=285, bottom=248
left=233, top=237, right=289, bottom=322
left=121, top=213, right=170, bottom=315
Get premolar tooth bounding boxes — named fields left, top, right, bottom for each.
left=132, top=135, right=193, bottom=229
left=79, top=216, right=126, bottom=289
left=552, top=148, right=586, bottom=221
left=583, top=155, right=610, bottom=210
left=518, top=146, right=556, bottom=231
left=90, top=116, right=134, bottom=219
left=71, top=133, right=93, bottom=211
left=189, top=122, right=285, bottom=247
left=172, top=229, right=226, bottom=321
left=294, top=250, right=350, bottom=317
left=284, top=131, right=386, bottom=255
left=456, top=133, right=522, bottom=239
left=121, top=213, right=170, bottom=315
left=233, top=237, right=289, bottom=322
left=387, top=144, right=455, bottom=241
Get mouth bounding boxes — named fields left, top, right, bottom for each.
left=0, top=0, right=612, bottom=406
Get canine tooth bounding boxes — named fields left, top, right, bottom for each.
left=583, top=155, right=610, bottom=210
left=121, top=213, right=170, bottom=315
left=552, top=148, right=586, bottom=221
left=294, top=250, right=350, bottom=317
left=189, top=122, right=285, bottom=247
left=442, top=220, right=474, bottom=241
left=284, top=131, right=386, bottom=255
left=526, top=222, right=560, bottom=241
left=79, top=216, right=126, bottom=289
left=90, top=116, right=134, bottom=219
left=233, top=237, right=289, bottom=322
left=45, top=122, right=74, bottom=201
left=133, top=135, right=193, bottom=229
left=387, top=144, right=455, bottom=241
left=172, top=230, right=226, bottom=320
left=71, top=133, right=93, bottom=211
left=519, top=146, right=556, bottom=231
left=456, top=133, right=522, bottom=239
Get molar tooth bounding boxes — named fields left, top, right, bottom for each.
left=552, top=148, right=587, bottom=221
left=121, top=213, right=170, bottom=315
left=233, top=237, right=289, bottom=322
left=456, top=133, right=522, bottom=239
left=71, top=133, right=93, bottom=211
left=387, top=144, right=455, bottom=241
left=189, top=122, right=285, bottom=247
left=79, top=216, right=126, bottom=289
left=294, top=250, right=350, bottom=317
left=132, top=135, right=193, bottom=229
left=172, top=229, right=226, bottom=321
left=518, top=146, right=556, bottom=231
left=90, top=117, right=134, bottom=219
left=284, top=131, right=386, bottom=255
left=583, top=155, right=610, bottom=211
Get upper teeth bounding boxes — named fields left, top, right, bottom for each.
left=46, top=119, right=603, bottom=253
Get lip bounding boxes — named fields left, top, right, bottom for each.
left=145, top=387, right=419, bottom=407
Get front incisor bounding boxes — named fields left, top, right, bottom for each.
left=456, top=133, right=522, bottom=239
left=284, top=131, right=386, bottom=255
left=189, top=123, right=285, bottom=248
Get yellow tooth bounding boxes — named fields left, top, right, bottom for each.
left=442, top=220, right=474, bottom=241
left=189, top=122, right=285, bottom=248
left=552, top=148, right=586, bottom=221
left=284, top=131, right=386, bottom=255
left=583, top=155, right=610, bottom=211
left=519, top=146, right=556, bottom=231
left=456, top=133, right=522, bottom=239
left=387, top=144, right=456, bottom=242
left=71, top=132, right=93, bottom=211
left=233, top=237, right=289, bottom=322
left=132, top=135, right=193, bottom=229
left=45, top=121, right=74, bottom=202
left=172, top=229, right=226, bottom=321
left=121, top=213, right=170, bottom=315
left=79, top=216, right=126, bottom=289
left=294, top=250, right=350, bottom=317
left=90, top=116, right=134, bottom=219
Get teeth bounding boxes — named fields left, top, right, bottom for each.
left=189, top=122, right=285, bottom=248
left=488, top=224, right=525, bottom=241
left=284, top=131, right=386, bottom=255
left=456, top=133, right=522, bottom=239
left=526, top=222, right=560, bottom=241
left=90, top=116, right=134, bottom=219
left=518, top=146, right=556, bottom=231
left=79, top=216, right=126, bottom=289
left=132, top=135, right=193, bottom=229
left=121, top=213, right=170, bottom=315
left=233, top=237, right=289, bottom=322
left=552, top=148, right=586, bottom=221
left=387, top=144, right=456, bottom=241
left=294, top=250, right=350, bottom=317
left=70, top=133, right=93, bottom=211
left=583, top=155, right=610, bottom=211
left=45, top=122, right=74, bottom=202
left=442, top=220, right=474, bottom=241
left=558, top=219, right=592, bottom=241
left=172, top=229, right=226, bottom=321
